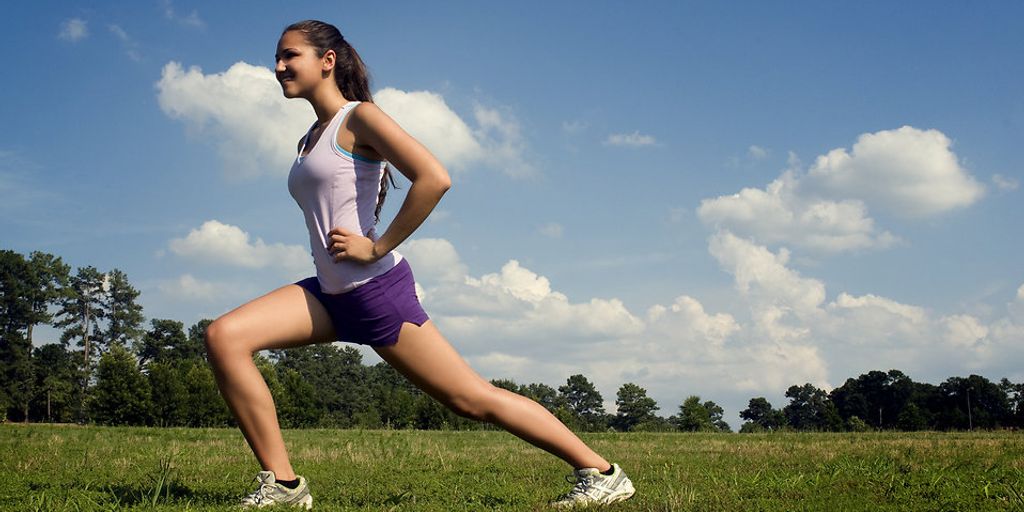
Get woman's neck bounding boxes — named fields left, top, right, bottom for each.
left=308, top=87, right=351, bottom=127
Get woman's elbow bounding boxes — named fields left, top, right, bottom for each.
left=434, top=169, right=452, bottom=193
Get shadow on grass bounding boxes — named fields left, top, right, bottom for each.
left=27, top=479, right=235, bottom=508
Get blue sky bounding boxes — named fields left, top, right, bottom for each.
left=2, top=1, right=1022, bottom=428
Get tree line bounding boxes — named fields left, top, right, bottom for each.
left=2, top=248, right=1022, bottom=432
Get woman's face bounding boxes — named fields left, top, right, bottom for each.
left=275, top=31, right=333, bottom=99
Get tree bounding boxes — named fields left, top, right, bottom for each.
left=24, top=252, right=72, bottom=345
left=999, top=378, right=1024, bottom=428
left=704, top=399, right=732, bottom=432
left=740, top=397, right=785, bottom=432
left=279, top=367, right=324, bottom=428
left=366, top=362, right=419, bottom=429
left=90, top=344, right=152, bottom=425
left=182, top=361, right=231, bottom=427
left=53, top=265, right=107, bottom=422
left=490, top=378, right=522, bottom=393
left=0, top=250, right=38, bottom=421
left=936, top=375, right=1012, bottom=430
left=521, top=382, right=560, bottom=412
left=613, top=382, right=659, bottom=431
left=102, top=269, right=145, bottom=350
left=31, top=343, right=79, bottom=423
left=137, top=319, right=188, bottom=367
left=272, top=344, right=371, bottom=428
left=148, top=362, right=187, bottom=426
left=783, top=383, right=843, bottom=431
left=896, top=403, right=928, bottom=431
left=558, top=374, right=606, bottom=432
left=673, top=395, right=714, bottom=432
left=829, top=369, right=915, bottom=429
left=182, top=319, right=213, bottom=363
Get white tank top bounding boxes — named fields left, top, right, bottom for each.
left=287, top=100, right=402, bottom=294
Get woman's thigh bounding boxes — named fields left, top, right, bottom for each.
left=372, top=320, right=493, bottom=412
left=206, top=282, right=338, bottom=355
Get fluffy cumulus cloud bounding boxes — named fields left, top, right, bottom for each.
left=167, top=219, right=310, bottom=279
left=699, top=171, right=898, bottom=253
left=156, top=61, right=310, bottom=177
left=698, top=126, right=984, bottom=254
left=805, top=125, right=985, bottom=217
left=374, top=88, right=533, bottom=178
left=155, top=63, right=530, bottom=178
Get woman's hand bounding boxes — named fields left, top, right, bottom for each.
left=327, top=227, right=381, bottom=264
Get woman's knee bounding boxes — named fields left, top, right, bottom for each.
left=204, top=317, right=250, bottom=360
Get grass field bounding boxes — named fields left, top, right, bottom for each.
left=1, top=424, right=1022, bottom=511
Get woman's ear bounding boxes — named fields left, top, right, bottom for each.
left=321, top=48, right=336, bottom=72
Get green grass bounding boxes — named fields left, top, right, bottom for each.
left=1, top=424, right=1022, bottom=511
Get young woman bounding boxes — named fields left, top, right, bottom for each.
left=203, top=19, right=636, bottom=509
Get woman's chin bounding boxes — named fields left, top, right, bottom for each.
left=280, top=83, right=302, bottom=99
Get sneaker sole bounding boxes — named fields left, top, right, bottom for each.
left=295, top=494, right=313, bottom=509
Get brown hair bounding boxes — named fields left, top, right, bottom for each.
left=282, top=19, right=397, bottom=225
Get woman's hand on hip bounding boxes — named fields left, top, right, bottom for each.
left=327, top=227, right=381, bottom=264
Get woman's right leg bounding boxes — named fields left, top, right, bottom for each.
left=204, top=282, right=338, bottom=481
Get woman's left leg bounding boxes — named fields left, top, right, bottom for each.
left=372, top=319, right=610, bottom=471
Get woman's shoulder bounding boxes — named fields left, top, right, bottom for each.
left=349, top=100, right=386, bottom=125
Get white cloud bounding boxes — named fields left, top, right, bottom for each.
left=748, top=145, right=769, bottom=160
left=372, top=89, right=482, bottom=172
left=698, top=170, right=898, bottom=253
left=806, top=125, right=985, bottom=217
left=399, top=238, right=468, bottom=286
left=167, top=220, right=311, bottom=279
left=562, top=120, right=587, bottom=134
left=156, top=61, right=311, bottom=178
left=157, top=273, right=243, bottom=301
left=829, top=292, right=927, bottom=324
left=58, top=18, right=88, bottom=42
left=708, top=230, right=826, bottom=317
left=941, top=314, right=989, bottom=348
left=374, top=89, right=534, bottom=178
left=992, top=174, right=1019, bottom=191
left=646, top=295, right=739, bottom=347
left=155, top=66, right=530, bottom=179
left=160, top=0, right=205, bottom=28
left=604, top=130, right=656, bottom=147
left=108, top=24, right=142, bottom=62
left=471, top=103, right=534, bottom=178
left=698, top=126, right=983, bottom=254
left=539, top=222, right=563, bottom=239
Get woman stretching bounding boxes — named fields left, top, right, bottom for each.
left=203, top=19, right=636, bottom=509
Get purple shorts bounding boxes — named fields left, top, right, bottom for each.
left=293, top=258, right=430, bottom=347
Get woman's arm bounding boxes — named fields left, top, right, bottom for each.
left=327, top=101, right=451, bottom=264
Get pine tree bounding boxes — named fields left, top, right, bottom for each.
left=558, top=374, right=606, bottom=431
left=613, top=382, right=659, bottom=431
left=90, top=344, right=153, bottom=425
left=103, top=269, right=145, bottom=350
left=53, top=265, right=107, bottom=422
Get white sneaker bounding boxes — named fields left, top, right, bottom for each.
left=239, top=470, right=313, bottom=509
left=549, top=462, right=635, bottom=508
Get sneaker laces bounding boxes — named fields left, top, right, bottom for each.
left=560, top=471, right=597, bottom=500
left=242, top=476, right=276, bottom=505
